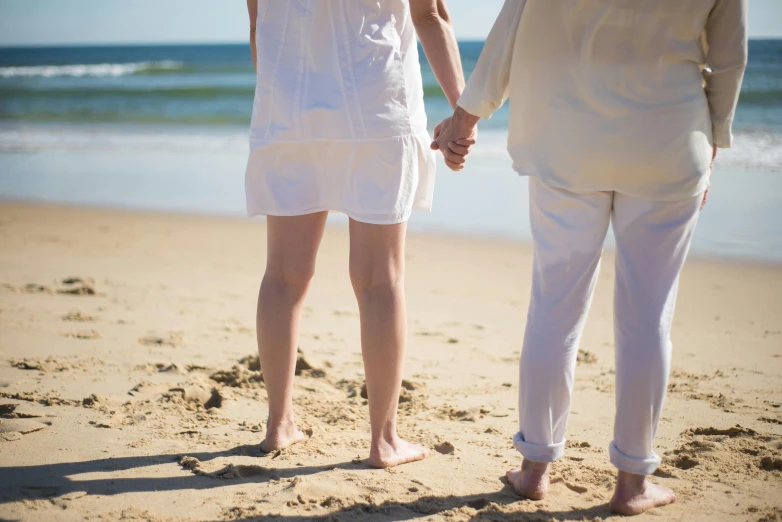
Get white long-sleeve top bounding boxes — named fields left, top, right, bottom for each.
left=457, top=0, right=748, bottom=200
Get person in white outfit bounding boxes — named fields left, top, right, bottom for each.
left=244, top=0, right=472, bottom=468
left=432, top=0, right=748, bottom=514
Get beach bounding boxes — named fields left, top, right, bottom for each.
left=1, top=37, right=781, bottom=521
left=0, top=201, right=780, bottom=521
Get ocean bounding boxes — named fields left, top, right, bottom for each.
left=0, top=41, right=781, bottom=261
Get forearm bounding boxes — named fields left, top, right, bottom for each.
left=413, top=6, right=464, bottom=109
left=250, top=28, right=257, bottom=72
left=247, top=0, right=258, bottom=72
left=703, top=0, right=748, bottom=148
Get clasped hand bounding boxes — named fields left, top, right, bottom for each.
left=430, top=106, right=480, bottom=171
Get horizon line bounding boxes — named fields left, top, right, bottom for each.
left=1, top=36, right=781, bottom=49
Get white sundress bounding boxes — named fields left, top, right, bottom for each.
left=245, top=0, right=436, bottom=225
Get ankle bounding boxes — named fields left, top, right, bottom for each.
left=371, top=427, right=400, bottom=448
left=616, top=471, right=647, bottom=491
left=522, top=459, right=550, bottom=475
left=266, top=414, right=297, bottom=431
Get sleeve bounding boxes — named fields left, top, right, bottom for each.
left=456, top=0, right=526, bottom=120
left=702, top=0, right=748, bottom=148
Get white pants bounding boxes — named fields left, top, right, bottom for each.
left=514, top=177, right=701, bottom=475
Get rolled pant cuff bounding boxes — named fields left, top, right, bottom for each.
left=513, top=432, right=565, bottom=462
left=609, top=441, right=661, bottom=475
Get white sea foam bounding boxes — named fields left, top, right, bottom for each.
left=0, top=124, right=779, bottom=171
left=0, top=61, right=184, bottom=78
left=0, top=124, right=249, bottom=153
left=717, top=131, right=782, bottom=171
left=468, top=129, right=782, bottom=172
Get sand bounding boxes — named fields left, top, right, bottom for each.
left=0, top=201, right=780, bottom=521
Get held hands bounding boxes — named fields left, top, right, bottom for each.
left=431, top=106, right=480, bottom=171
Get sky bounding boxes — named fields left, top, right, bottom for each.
left=0, top=0, right=780, bottom=46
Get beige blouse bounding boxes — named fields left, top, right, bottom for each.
left=458, top=0, right=748, bottom=200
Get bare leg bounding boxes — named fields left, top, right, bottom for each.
left=257, top=212, right=328, bottom=452
left=506, top=459, right=550, bottom=500
left=610, top=471, right=676, bottom=516
left=348, top=218, right=429, bottom=468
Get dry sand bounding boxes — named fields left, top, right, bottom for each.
left=0, top=201, right=780, bottom=521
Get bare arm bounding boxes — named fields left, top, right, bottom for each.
left=410, top=0, right=464, bottom=109
left=246, top=0, right=257, bottom=72
left=431, top=0, right=525, bottom=170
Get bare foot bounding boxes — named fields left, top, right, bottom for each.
left=368, top=436, right=429, bottom=468
left=506, top=459, right=550, bottom=500
left=260, top=420, right=308, bottom=452
left=609, top=471, right=676, bottom=516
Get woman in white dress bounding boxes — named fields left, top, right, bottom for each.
left=245, top=0, right=469, bottom=468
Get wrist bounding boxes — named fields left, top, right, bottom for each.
left=454, top=106, right=480, bottom=129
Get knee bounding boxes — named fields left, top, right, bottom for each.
left=615, top=310, right=671, bottom=351
left=349, top=257, right=404, bottom=296
left=263, top=259, right=317, bottom=294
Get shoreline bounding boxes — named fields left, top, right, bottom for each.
left=2, top=197, right=782, bottom=269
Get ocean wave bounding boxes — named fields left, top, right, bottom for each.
left=717, top=130, right=782, bottom=171
left=0, top=85, right=254, bottom=99
left=0, top=124, right=779, bottom=171
left=466, top=129, right=782, bottom=172
left=0, top=61, right=185, bottom=78
left=0, top=124, right=250, bottom=153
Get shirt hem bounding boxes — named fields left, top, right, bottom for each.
left=514, top=169, right=709, bottom=202
left=249, top=130, right=431, bottom=146
left=247, top=204, right=432, bottom=225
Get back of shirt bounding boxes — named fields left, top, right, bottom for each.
left=459, top=0, right=748, bottom=200
left=250, top=0, right=427, bottom=144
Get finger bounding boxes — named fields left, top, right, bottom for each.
left=430, top=140, right=440, bottom=151
left=444, top=148, right=467, bottom=165
left=455, top=138, right=476, bottom=147
left=447, top=141, right=470, bottom=156
left=433, top=123, right=443, bottom=140
left=445, top=158, right=464, bottom=171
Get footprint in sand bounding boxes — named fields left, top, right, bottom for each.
left=62, top=310, right=97, bottom=322
left=554, top=478, right=588, bottom=494
left=138, top=332, right=183, bottom=348
left=356, top=379, right=427, bottom=411
left=10, top=357, right=91, bottom=372
left=414, top=329, right=444, bottom=338
left=434, top=441, right=456, bottom=454
left=11, top=283, right=53, bottom=294
left=134, top=362, right=182, bottom=374
left=293, top=350, right=327, bottom=377
left=165, top=386, right=223, bottom=409
left=576, top=349, right=598, bottom=364
left=0, top=405, right=52, bottom=442
left=665, top=425, right=782, bottom=473
left=57, top=277, right=100, bottom=296
left=64, top=330, right=101, bottom=340
left=11, top=359, right=47, bottom=371
left=179, top=456, right=270, bottom=479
